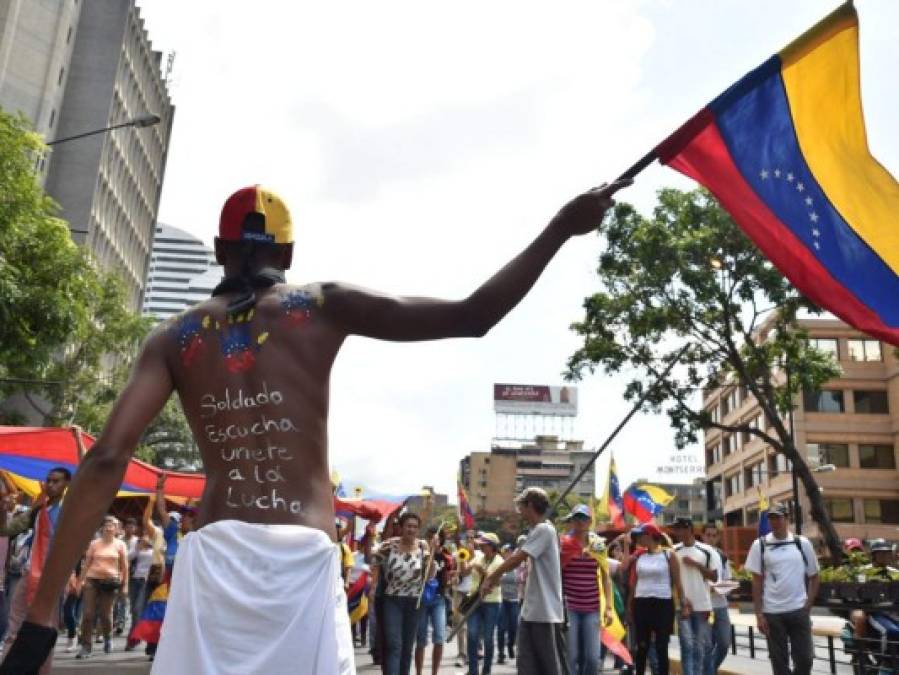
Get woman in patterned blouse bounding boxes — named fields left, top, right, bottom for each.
left=370, top=512, right=435, bottom=675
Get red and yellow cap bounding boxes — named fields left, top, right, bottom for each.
left=219, top=185, right=293, bottom=245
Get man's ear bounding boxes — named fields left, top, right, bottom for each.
left=281, top=243, right=294, bottom=270
left=214, top=237, right=226, bottom=265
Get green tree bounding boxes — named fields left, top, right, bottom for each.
left=566, top=188, right=844, bottom=562
left=0, top=109, right=194, bottom=470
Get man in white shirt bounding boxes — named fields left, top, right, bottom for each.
left=744, top=502, right=819, bottom=675
left=671, top=518, right=717, bottom=675
left=702, top=523, right=731, bottom=675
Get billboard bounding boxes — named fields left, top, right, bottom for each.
left=493, top=384, right=578, bottom=416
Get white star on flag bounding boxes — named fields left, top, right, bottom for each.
left=810, top=212, right=819, bottom=223
left=796, top=182, right=805, bottom=192
left=812, top=228, right=820, bottom=237
left=774, top=169, right=781, bottom=178
left=813, top=241, right=821, bottom=250
left=786, top=173, right=794, bottom=182
left=760, top=169, right=769, bottom=180
left=804, top=196, right=813, bottom=206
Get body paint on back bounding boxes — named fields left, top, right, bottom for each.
left=170, top=287, right=323, bottom=370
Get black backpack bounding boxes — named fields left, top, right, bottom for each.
left=758, top=534, right=808, bottom=582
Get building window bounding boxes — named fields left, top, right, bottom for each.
left=722, top=435, right=732, bottom=457
left=853, top=390, right=889, bottom=414
left=744, top=463, right=764, bottom=489
left=863, top=499, right=899, bottom=524
left=724, top=472, right=742, bottom=498
left=803, top=389, right=844, bottom=413
left=858, top=444, right=896, bottom=469
left=806, top=443, right=850, bottom=468
left=846, top=339, right=882, bottom=362
left=720, top=397, right=730, bottom=418
left=823, top=498, right=854, bottom=523
left=809, top=338, right=839, bottom=359
left=746, top=508, right=759, bottom=525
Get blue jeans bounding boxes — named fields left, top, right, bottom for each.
left=678, top=612, right=712, bottom=675
left=467, top=601, right=500, bottom=675
left=497, top=599, right=519, bottom=656
left=417, top=596, right=446, bottom=647
left=382, top=595, right=420, bottom=675
left=708, top=606, right=730, bottom=674
left=568, top=609, right=600, bottom=675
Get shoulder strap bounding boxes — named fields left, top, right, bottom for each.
left=759, top=536, right=767, bottom=580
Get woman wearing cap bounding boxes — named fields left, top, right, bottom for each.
left=627, top=522, right=689, bottom=675
left=560, top=504, right=613, bottom=675
left=466, top=532, right=504, bottom=675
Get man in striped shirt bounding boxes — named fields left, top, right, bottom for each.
left=560, top=505, right=613, bottom=675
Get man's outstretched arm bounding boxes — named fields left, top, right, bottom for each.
left=323, top=181, right=630, bottom=341
left=25, top=330, right=174, bottom=627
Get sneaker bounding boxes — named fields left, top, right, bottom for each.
left=104, top=639, right=112, bottom=654
left=76, top=646, right=91, bottom=659
left=497, top=655, right=506, bottom=665
left=509, top=645, right=515, bottom=659
left=65, top=637, right=76, bottom=652
left=95, top=635, right=103, bottom=644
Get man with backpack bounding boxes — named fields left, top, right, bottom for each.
left=744, top=502, right=819, bottom=675
left=671, top=518, right=717, bottom=675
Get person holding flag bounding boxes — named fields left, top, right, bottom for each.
left=559, top=504, right=631, bottom=674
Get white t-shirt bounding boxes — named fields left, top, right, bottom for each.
left=634, top=551, right=672, bottom=599
left=709, top=548, right=730, bottom=610
left=744, top=533, right=819, bottom=614
left=674, top=542, right=715, bottom=612
left=520, top=521, right=564, bottom=623
left=133, top=547, right=154, bottom=579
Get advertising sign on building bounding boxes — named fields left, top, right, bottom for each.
left=493, top=384, right=578, bottom=417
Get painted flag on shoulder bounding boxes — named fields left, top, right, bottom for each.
left=623, top=484, right=673, bottom=523
left=655, top=3, right=899, bottom=346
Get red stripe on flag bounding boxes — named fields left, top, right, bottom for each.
left=663, top=117, right=899, bottom=346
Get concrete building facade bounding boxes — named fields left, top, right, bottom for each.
left=460, top=435, right=596, bottom=514
left=44, top=0, right=174, bottom=310
left=703, top=318, right=899, bottom=544
left=0, top=0, right=81, bottom=169
left=143, top=224, right=222, bottom=321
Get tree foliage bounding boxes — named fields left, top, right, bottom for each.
left=566, top=188, right=844, bottom=561
left=0, top=109, right=194, bottom=470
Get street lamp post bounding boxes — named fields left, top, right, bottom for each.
left=46, top=113, right=161, bottom=146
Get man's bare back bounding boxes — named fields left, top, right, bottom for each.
left=165, top=284, right=341, bottom=535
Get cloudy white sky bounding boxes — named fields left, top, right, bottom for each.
left=137, top=1, right=899, bottom=501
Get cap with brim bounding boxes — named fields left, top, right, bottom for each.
left=477, top=532, right=500, bottom=547
left=640, top=523, right=662, bottom=538
left=671, top=517, right=693, bottom=529
left=767, top=502, right=789, bottom=516
left=565, top=504, right=592, bottom=521
left=870, top=539, right=893, bottom=553
left=168, top=512, right=182, bottom=523
left=220, top=185, right=293, bottom=245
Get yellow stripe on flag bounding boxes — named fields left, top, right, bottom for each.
left=779, top=5, right=899, bottom=273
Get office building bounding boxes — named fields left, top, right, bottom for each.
left=703, top=317, right=899, bottom=543
left=143, top=224, right=222, bottom=321
left=460, top=435, right=596, bottom=514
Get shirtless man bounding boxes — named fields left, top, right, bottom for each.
left=1, top=180, right=629, bottom=674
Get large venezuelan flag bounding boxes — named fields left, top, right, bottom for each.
left=457, top=474, right=475, bottom=530
left=655, top=3, right=899, bottom=346
left=623, top=484, right=673, bottom=524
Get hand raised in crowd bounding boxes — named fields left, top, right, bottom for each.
left=156, top=472, right=168, bottom=491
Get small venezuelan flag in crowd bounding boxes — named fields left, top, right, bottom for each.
left=623, top=484, right=674, bottom=524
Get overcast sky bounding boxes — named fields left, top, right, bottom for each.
left=137, top=1, right=899, bottom=502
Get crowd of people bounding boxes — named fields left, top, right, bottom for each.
left=0, top=465, right=192, bottom=672
left=0, top=462, right=896, bottom=674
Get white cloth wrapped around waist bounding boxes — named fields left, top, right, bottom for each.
left=152, top=519, right=355, bottom=675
